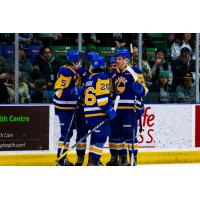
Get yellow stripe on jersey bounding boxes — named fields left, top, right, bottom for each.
left=54, top=75, right=72, bottom=90
left=117, top=106, right=142, bottom=110
left=76, top=143, right=87, bottom=149
left=64, top=65, right=77, bottom=75
left=98, top=100, right=108, bottom=106
left=89, top=145, right=103, bottom=155
left=96, top=79, right=110, bottom=96
left=55, top=89, right=63, bottom=98
left=109, top=143, right=126, bottom=149
left=135, top=73, right=149, bottom=95
left=76, top=73, right=82, bottom=87
left=127, top=143, right=139, bottom=150
left=54, top=105, right=75, bottom=110
left=58, top=142, right=69, bottom=149
left=62, top=66, right=82, bottom=86
left=117, top=106, right=135, bottom=109
left=85, top=113, right=106, bottom=118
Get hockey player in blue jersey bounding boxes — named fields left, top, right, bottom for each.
left=107, top=48, right=148, bottom=166
left=84, top=55, right=116, bottom=166
left=54, top=50, right=86, bottom=166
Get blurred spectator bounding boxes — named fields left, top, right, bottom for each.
left=19, top=78, right=31, bottom=103
left=167, top=33, right=176, bottom=46
left=83, top=33, right=105, bottom=48
left=19, top=33, right=34, bottom=46
left=0, top=33, right=14, bottom=45
left=35, top=33, right=63, bottom=46
left=62, top=33, right=77, bottom=46
left=174, top=72, right=195, bottom=103
left=104, top=33, right=131, bottom=47
left=131, top=46, right=152, bottom=82
left=19, top=33, right=43, bottom=47
left=171, top=33, right=195, bottom=61
left=19, top=49, right=33, bottom=82
left=144, top=70, right=174, bottom=103
left=0, top=72, right=9, bottom=103
left=4, top=71, right=15, bottom=103
left=172, top=47, right=196, bottom=88
left=0, top=56, right=9, bottom=73
left=132, top=33, right=155, bottom=48
left=31, top=79, right=49, bottom=103
left=150, top=48, right=173, bottom=85
left=31, top=46, right=60, bottom=90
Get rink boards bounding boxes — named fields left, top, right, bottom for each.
left=0, top=104, right=200, bottom=165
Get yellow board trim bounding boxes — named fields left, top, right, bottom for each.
left=0, top=151, right=200, bottom=166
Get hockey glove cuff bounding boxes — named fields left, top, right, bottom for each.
left=106, top=106, right=116, bottom=121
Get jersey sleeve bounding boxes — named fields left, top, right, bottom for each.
left=132, top=67, right=149, bottom=96
left=54, top=67, right=74, bottom=98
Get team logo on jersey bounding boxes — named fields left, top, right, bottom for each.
left=86, top=81, right=93, bottom=87
left=115, top=76, right=127, bottom=94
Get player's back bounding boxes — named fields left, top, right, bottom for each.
left=84, top=73, right=110, bottom=118
left=53, top=65, right=78, bottom=110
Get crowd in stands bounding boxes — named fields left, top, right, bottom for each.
left=0, top=33, right=199, bottom=104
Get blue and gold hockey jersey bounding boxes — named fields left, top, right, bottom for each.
left=111, top=65, right=148, bottom=111
left=84, top=73, right=111, bottom=118
left=53, top=65, right=81, bottom=110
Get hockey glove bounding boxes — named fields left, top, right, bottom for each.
left=106, top=106, right=116, bottom=120
left=71, top=87, right=84, bottom=99
left=132, top=82, right=144, bottom=96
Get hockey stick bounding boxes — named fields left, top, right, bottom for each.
left=131, top=96, right=139, bottom=166
left=139, top=117, right=144, bottom=133
left=56, top=95, right=120, bottom=162
left=130, top=43, right=133, bottom=64
left=131, top=108, right=137, bottom=166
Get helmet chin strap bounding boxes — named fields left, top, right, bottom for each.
left=124, top=58, right=129, bottom=65
left=89, top=64, right=93, bottom=73
left=122, top=58, right=129, bottom=68
left=72, top=60, right=81, bottom=69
